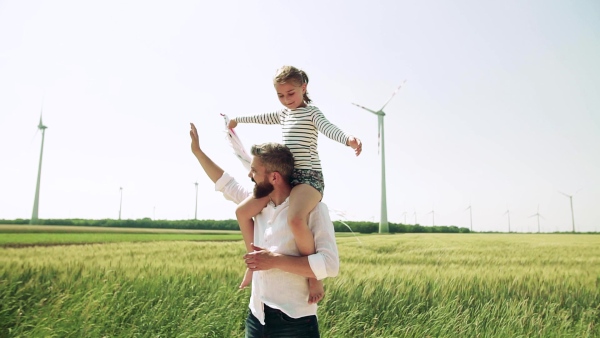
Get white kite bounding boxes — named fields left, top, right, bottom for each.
left=220, top=113, right=252, bottom=171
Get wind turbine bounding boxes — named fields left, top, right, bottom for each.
left=31, top=109, right=48, bottom=225
left=558, top=191, right=576, bottom=233
left=413, top=209, right=418, bottom=225
left=427, top=208, right=436, bottom=226
left=503, top=208, right=511, bottom=233
left=118, top=187, right=123, bottom=220
left=194, top=181, right=199, bottom=220
left=529, top=205, right=544, bottom=233
left=464, top=204, right=473, bottom=231
left=352, top=80, right=407, bottom=233
left=401, top=211, right=407, bottom=224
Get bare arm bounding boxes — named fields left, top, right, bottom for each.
left=244, top=244, right=317, bottom=278
left=189, top=123, right=224, bottom=183
left=244, top=204, right=340, bottom=280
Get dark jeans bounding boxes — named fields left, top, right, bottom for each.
left=245, top=305, right=320, bottom=338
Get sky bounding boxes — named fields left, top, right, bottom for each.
left=1, top=0, right=599, bottom=233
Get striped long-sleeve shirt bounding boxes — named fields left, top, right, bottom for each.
left=234, top=106, right=350, bottom=170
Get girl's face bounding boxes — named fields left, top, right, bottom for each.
left=275, top=81, right=307, bottom=110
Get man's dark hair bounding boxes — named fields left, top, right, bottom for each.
left=250, top=143, right=295, bottom=182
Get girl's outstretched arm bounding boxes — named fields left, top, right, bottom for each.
left=346, top=135, right=363, bottom=156
left=232, top=111, right=282, bottom=126
left=311, top=107, right=361, bottom=155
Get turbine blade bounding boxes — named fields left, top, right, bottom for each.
left=379, top=80, right=407, bottom=111
left=38, top=103, right=44, bottom=128
left=352, top=103, right=379, bottom=115
left=31, top=128, right=39, bottom=143
left=557, top=191, right=571, bottom=197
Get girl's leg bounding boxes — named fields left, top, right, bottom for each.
left=288, top=184, right=321, bottom=254
left=288, top=184, right=324, bottom=304
left=236, top=195, right=270, bottom=289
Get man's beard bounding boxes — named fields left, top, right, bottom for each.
left=253, top=179, right=274, bottom=199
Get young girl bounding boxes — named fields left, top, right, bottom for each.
left=229, top=65, right=362, bottom=304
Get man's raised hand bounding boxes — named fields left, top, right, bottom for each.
left=190, top=123, right=201, bottom=154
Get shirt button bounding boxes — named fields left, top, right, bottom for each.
left=267, top=220, right=272, bottom=224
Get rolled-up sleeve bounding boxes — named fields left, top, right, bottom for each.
left=307, top=204, right=340, bottom=280
left=215, top=172, right=251, bottom=205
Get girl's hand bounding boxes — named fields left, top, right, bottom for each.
left=347, top=136, right=362, bottom=156
left=228, top=119, right=238, bottom=129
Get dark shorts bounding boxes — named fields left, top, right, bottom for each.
left=290, top=169, right=325, bottom=195
left=245, top=305, right=320, bottom=338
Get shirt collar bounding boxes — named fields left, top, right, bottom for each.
left=268, top=196, right=290, bottom=209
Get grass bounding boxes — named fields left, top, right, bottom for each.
left=0, top=232, right=598, bottom=337
left=0, top=233, right=242, bottom=247
left=325, top=234, right=600, bottom=337
left=0, top=225, right=242, bottom=247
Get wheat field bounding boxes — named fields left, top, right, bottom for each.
left=1, top=233, right=598, bottom=337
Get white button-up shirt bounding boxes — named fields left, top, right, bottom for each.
left=215, top=172, right=340, bottom=325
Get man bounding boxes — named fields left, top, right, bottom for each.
left=189, top=123, right=339, bottom=338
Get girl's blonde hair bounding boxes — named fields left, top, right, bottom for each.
left=273, top=65, right=311, bottom=104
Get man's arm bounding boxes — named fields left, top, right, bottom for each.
left=244, top=244, right=317, bottom=278
left=190, top=122, right=251, bottom=204
left=190, top=123, right=224, bottom=183
left=306, top=203, right=340, bottom=279
left=244, top=204, right=340, bottom=280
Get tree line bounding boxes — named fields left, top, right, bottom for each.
left=1, top=218, right=470, bottom=234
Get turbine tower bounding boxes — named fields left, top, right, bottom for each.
left=529, top=205, right=544, bottom=233
left=503, top=209, right=511, bottom=233
left=118, top=187, right=123, bottom=220
left=558, top=191, right=576, bottom=233
left=194, top=181, right=199, bottom=220
left=31, top=112, right=48, bottom=225
left=465, top=204, right=473, bottom=231
left=427, top=208, right=436, bottom=226
left=353, top=81, right=406, bottom=233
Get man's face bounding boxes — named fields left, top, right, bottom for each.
left=249, top=157, right=274, bottom=198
